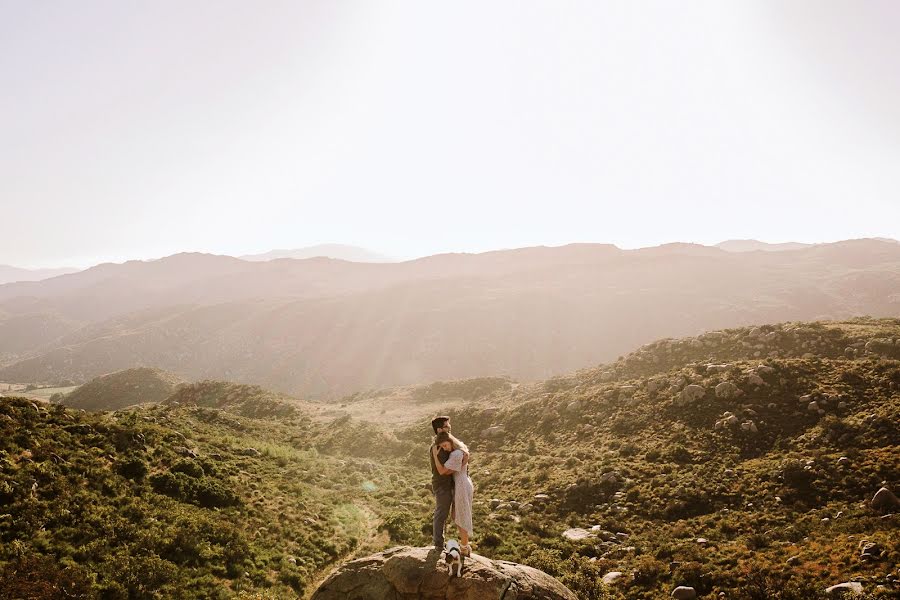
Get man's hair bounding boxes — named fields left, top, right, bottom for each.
left=431, top=416, right=450, bottom=434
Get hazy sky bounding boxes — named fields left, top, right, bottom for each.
left=2, top=1, right=898, bottom=268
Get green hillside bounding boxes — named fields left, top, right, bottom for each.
left=61, top=367, right=185, bottom=411
left=395, top=318, right=900, bottom=598
left=0, top=397, right=418, bottom=599
left=0, top=318, right=898, bottom=599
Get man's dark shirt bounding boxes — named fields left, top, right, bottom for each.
left=430, top=446, right=453, bottom=492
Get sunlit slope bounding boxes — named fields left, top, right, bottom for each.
left=0, top=395, right=417, bottom=598
left=392, top=318, right=900, bottom=598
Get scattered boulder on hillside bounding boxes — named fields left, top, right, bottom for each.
left=871, top=487, right=900, bottom=513
left=745, top=371, right=766, bottom=386
left=310, top=546, right=577, bottom=600
left=565, top=400, right=583, bottom=412
left=562, top=528, right=595, bottom=541
left=481, top=425, right=506, bottom=439
left=858, top=541, right=881, bottom=560
left=714, top=411, right=740, bottom=430
left=715, top=381, right=740, bottom=399
left=825, top=581, right=864, bottom=597
left=740, top=420, right=758, bottom=433
left=646, top=378, right=666, bottom=394
left=602, top=571, right=624, bottom=585
left=676, top=384, right=706, bottom=406
left=671, top=585, right=697, bottom=599
left=864, top=338, right=900, bottom=358
left=174, top=446, right=199, bottom=459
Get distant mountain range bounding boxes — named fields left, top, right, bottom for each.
left=0, top=265, right=79, bottom=285
left=715, top=237, right=898, bottom=253
left=0, top=238, right=898, bottom=398
left=715, top=239, right=813, bottom=252
left=239, top=244, right=393, bottom=263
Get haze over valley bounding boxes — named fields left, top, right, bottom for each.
left=1, top=238, right=898, bottom=398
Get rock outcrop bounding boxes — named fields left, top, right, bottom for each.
left=871, top=487, right=900, bottom=513
left=310, top=546, right=577, bottom=600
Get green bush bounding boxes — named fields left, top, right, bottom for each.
left=117, top=455, right=149, bottom=480
left=170, top=458, right=205, bottom=478
left=0, top=555, right=94, bottom=600
left=380, top=510, right=423, bottom=545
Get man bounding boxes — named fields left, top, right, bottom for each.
left=430, top=415, right=453, bottom=548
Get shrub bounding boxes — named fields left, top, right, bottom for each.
left=170, top=458, right=205, bottom=478
left=668, top=444, right=693, bottom=463
left=0, top=556, right=94, bottom=600
left=149, top=471, right=238, bottom=508
left=631, top=555, right=664, bottom=585
left=380, top=510, right=423, bottom=545
left=194, top=478, right=239, bottom=508
left=781, top=460, right=815, bottom=491
left=117, top=456, right=149, bottom=480
left=735, top=570, right=827, bottom=600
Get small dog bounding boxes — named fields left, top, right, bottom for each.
left=443, top=539, right=463, bottom=577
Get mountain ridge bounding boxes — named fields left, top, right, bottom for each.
left=0, top=264, right=80, bottom=285
left=240, top=244, right=393, bottom=263
left=1, top=239, right=898, bottom=398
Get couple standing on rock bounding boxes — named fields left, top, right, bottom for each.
left=429, top=416, right=475, bottom=556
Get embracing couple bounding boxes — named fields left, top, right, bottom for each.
left=429, top=416, right=474, bottom=556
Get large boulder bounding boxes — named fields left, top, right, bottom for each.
left=671, top=586, right=697, bottom=599
left=562, top=527, right=595, bottom=541
left=715, top=381, right=740, bottom=399
left=481, top=425, right=507, bottom=439
left=311, top=546, right=578, bottom=600
left=676, top=385, right=706, bottom=406
left=825, top=581, right=864, bottom=597
left=871, top=487, right=900, bottom=513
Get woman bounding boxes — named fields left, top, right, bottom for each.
left=432, top=431, right=474, bottom=556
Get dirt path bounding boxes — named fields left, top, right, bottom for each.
left=302, top=503, right=386, bottom=599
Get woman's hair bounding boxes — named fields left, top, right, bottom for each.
left=434, top=431, right=469, bottom=454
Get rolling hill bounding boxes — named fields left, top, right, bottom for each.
left=0, top=318, right=897, bottom=599
left=60, top=367, right=185, bottom=411
left=1, top=239, right=898, bottom=398
left=0, top=264, right=79, bottom=285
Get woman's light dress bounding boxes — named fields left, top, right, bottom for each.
left=443, top=449, right=474, bottom=535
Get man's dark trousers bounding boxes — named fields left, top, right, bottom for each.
left=432, top=486, right=453, bottom=547
left=431, top=445, right=454, bottom=547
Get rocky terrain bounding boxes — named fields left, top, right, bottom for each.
left=400, top=318, right=900, bottom=598
left=310, top=546, right=577, bottom=599
left=0, top=318, right=898, bottom=599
